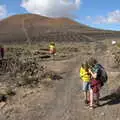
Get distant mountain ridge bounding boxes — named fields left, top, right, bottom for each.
left=0, top=14, right=120, bottom=44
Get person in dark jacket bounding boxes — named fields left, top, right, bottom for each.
left=0, top=45, right=5, bottom=59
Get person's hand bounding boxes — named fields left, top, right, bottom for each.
left=88, top=69, right=92, bottom=73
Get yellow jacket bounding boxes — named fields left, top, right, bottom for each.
left=80, top=67, right=90, bottom=82
left=49, top=45, right=56, bottom=50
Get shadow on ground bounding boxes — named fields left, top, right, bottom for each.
left=100, top=87, right=120, bottom=106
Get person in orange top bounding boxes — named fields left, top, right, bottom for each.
left=49, top=42, right=56, bottom=55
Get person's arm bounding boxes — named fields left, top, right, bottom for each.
left=80, top=68, right=83, bottom=78
left=80, top=68, right=85, bottom=78
left=89, top=69, right=97, bottom=79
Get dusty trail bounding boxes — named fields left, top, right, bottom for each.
left=41, top=47, right=120, bottom=120
left=40, top=54, right=109, bottom=120
left=42, top=56, right=82, bottom=120
left=0, top=43, right=120, bottom=120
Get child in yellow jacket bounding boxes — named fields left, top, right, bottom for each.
left=80, top=62, right=91, bottom=105
left=49, top=42, right=56, bottom=55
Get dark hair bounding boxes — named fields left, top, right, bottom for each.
left=88, top=57, right=97, bottom=68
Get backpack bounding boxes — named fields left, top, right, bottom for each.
left=96, top=64, right=108, bottom=84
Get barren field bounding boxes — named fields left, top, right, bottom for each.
left=0, top=41, right=120, bottom=120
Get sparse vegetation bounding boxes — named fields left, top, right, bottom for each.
left=117, top=43, right=120, bottom=48
left=0, top=44, right=66, bottom=90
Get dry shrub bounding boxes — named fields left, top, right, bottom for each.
left=0, top=56, right=62, bottom=87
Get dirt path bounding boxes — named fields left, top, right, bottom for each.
left=0, top=46, right=120, bottom=120
left=40, top=54, right=120, bottom=120
left=41, top=57, right=81, bottom=120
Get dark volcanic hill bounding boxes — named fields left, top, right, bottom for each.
left=0, top=14, right=120, bottom=44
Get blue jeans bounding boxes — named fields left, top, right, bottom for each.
left=83, top=81, right=91, bottom=91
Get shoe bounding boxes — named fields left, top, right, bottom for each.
left=89, top=105, right=95, bottom=109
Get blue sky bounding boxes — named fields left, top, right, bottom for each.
left=0, top=0, right=120, bottom=31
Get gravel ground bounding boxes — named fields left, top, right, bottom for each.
left=0, top=43, right=120, bottom=120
